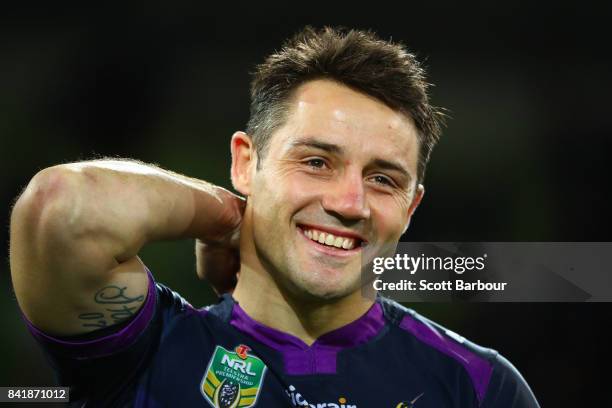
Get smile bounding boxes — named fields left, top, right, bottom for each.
left=298, top=225, right=365, bottom=251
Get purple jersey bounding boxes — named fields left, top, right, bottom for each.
left=24, top=269, right=539, bottom=407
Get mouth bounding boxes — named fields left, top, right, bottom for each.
left=297, top=224, right=366, bottom=255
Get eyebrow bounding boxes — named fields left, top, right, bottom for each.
left=370, top=158, right=412, bottom=183
left=288, top=137, right=413, bottom=182
left=289, top=139, right=343, bottom=154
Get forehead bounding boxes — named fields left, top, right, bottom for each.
left=272, top=79, right=419, bottom=169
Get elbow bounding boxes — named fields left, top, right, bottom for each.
left=12, top=165, right=89, bottom=238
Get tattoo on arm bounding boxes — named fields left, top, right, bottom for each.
left=78, top=285, right=145, bottom=329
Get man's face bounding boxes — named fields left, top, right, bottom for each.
left=236, top=79, right=423, bottom=301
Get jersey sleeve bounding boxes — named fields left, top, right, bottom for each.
left=20, top=268, right=193, bottom=406
left=481, top=353, right=540, bottom=408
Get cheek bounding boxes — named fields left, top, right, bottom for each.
left=370, top=196, right=410, bottom=239
left=272, top=165, right=323, bottom=201
left=253, top=167, right=313, bottom=217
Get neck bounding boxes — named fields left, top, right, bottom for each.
left=233, top=266, right=374, bottom=346
left=232, top=219, right=375, bottom=346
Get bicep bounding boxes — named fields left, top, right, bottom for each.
left=54, top=257, right=150, bottom=335
left=14, top=251, right=149, bottom=336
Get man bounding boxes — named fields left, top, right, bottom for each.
left=10, top=27, right=539, bottom=407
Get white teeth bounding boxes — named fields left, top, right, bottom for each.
left=302, top=228, right=357, bottom=250
left=342, top=239, right=351, bottom=249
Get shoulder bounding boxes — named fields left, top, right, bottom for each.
left=155, top=281, right=196, bottom=316
left=378, top=296, right=500, bottom=365
left=154, top=283, right=232, bottom=320
left=153, top=281, right=228, bottom=334
left=378, top=296, right=539, bottom=407
left=153, top=284, right=236, bottom=337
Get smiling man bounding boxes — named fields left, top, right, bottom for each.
left=10, top=27, right=539, bottom=407
left=230, top=77, right=423, bottom=344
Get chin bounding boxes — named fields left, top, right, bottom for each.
left=291, top=276, right=358, bottom=302
left=276, top=261, right=362, bottom=302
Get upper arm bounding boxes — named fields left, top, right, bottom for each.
left=9, top=166, right=150, bottom=336
left=481, top=354, right=540, bottom=408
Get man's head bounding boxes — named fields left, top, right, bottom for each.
left=247, top=26, right=444, bottom=185
left=231, top=27, right=444, bottom=302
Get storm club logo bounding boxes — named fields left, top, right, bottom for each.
left=395, top=392, right=424, bottom=407
left=286, top=384, right=357, bottom=408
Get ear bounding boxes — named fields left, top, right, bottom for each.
left=402, top=184, right=425, bottom=234
left=230, top=131, right=256, bottom=196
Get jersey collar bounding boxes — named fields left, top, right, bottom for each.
left=226, top=295, right=386, bottom=375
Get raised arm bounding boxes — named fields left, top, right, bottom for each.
left=9, top=159, right=244, bottom=336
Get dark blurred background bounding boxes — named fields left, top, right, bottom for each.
left=1, top=4, right=611, bottom=407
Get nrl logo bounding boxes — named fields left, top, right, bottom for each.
left=200, top=344, right=267, bottom=408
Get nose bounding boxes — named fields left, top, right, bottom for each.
left=321, top=170, right=371, bottom=221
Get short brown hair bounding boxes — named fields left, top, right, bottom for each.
left=246, top=26, right=446, bottom=184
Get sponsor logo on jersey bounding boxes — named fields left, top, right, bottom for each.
left=201, top=344, right=267, bottom=408
left=235, top=344, right=251, bottom=360
left=286, top=384, right=357, bottom=408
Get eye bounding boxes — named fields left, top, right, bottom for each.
left=305, top=158, right=327, bottom=169
left=371, top=174, right=395, bottom=187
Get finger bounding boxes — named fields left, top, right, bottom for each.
left=196, top=240, right=240, bottom=294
